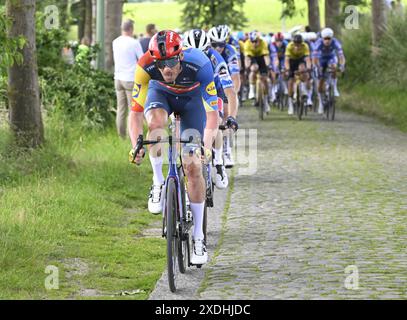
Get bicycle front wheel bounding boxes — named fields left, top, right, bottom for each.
left=203, top=203, right=208, bottom=245
left=177, top=167, right=188, bottom=274
left=330, top=86, right=336, bottom=121
left=166, top=178, right=179, bottom=292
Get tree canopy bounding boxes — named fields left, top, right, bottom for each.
left=178, top=0, right=248, bottom=30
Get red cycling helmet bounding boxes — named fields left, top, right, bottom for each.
left=275, top=32, right=284, bottom=41
left=149, top=30, right=182, bottom=60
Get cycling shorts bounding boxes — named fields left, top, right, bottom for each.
left=144, top=80, right=209, bottom=137
left=250, top=56, right=268, bottom=75
left=319, top=55, right=338, bottom=79
left=288, top=57, right=306, bottom=79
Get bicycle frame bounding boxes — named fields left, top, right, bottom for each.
left=161, top=116, right=187, bottom=236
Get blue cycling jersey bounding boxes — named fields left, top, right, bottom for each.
left=132, top=47, right=218, bottom=113
left=228, top=36, right=241, bottom=56
left=268, top=42, right=278, bottom=63
left=312, top=38, right=344, bottom=60
left=221, top=44, right=240, bottom=76
left=206, top=47, right=234, bottom=93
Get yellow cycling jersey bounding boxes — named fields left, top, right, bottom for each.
left=285, top=42, right=310, bottom=60
left=243, top=39, right=269, bottom=57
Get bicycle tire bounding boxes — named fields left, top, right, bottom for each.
left=166, top=178, right=179, bottom=293
left=203, top=203, right=208, bottom=244
left=304, top=96, right=308, bottom=117
left=257, top=80, right=264, bottom=120
left=296, top=87, right=303, bottom=121
left=177, top=167, right=188, bottom=274
left=326, top=87, right=331, bottom=120
left=330, top=86, right=336, bottom=121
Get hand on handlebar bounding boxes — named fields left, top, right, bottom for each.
left=226, top=116, right=239, bottom=132
left=129, top=135, right=146, bottom=165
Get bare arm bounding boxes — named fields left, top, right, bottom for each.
left=129, top=111, right=145, bottom=147
left=231, top=73, right=241, bottom=94
left=223, top=87, right=238, bottom=118
left=203, top=111, right=219, bottom=151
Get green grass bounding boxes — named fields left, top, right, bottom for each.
left=0, top=116, right=165, bottom=299
left=341, top=83, right=407, bottom=133
left=124, top=0, right=317, bottom=34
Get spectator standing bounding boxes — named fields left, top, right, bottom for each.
left=139, top=23, right=157, bottom=53
left=112, top=19, right=144, bottom=138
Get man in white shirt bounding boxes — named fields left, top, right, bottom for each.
left=113, top=19, right=144, bottom=138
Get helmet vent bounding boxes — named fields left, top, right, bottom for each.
left=157, top=31, right=167, bottom=57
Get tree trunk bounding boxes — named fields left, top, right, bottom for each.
left=78, top=0, right=86, bottom=41
left=84, top=0, right=93, bottom=42
left=325, top=0, right=341, bottom=37
left=92, top=0, right=97, bottom=44
left=6, top=0, right=44, bottom=148
left=104, top=0, right=124, bottom=73
left=307, top=0, right=321, bottom=32
left=372, top=0, right=387, bottom=47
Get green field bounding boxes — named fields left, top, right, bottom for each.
left=124, top=0, right=314, bottom=34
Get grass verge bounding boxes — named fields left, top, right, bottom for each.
left=0, top=118, right=165, bottom=299
left=341, top=83, right=407, bottom=133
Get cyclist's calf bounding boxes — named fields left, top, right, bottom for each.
left=182, top=144, right=205, bottom=203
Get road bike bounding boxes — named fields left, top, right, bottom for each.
left=133, top=114, right=205, bottom=292
left=293, top=70, right=310, bottom=121
left=275, top=69, right=288, bottom=112
left=321, top=66, right=339, bottom=121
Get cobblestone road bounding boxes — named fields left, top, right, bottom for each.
left=151, top=106, right=407, bottom=300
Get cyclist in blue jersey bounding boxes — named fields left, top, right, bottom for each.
left=268, top=39, right=280, bottom=104
left=224, top=25, right=241, bottom=57
left=273, top=32, right=289, bottom=95
left=129, top=30, right=219, bottom=265
left=184, top=29, right=239, bottom=190
left=208, top=25, right=241, bottom=169
left=312, top=28, right=346, bottom=114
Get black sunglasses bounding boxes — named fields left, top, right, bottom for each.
left=323, top=37, right=332, bottom=40
left=211, top=42, right=226, bottom=48
left=155, top=56, right=180, bottom=69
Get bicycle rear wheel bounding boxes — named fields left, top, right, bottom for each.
left=166, top=178, right=179, bottom=292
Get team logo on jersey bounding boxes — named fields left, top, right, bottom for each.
left=206, top=81, right=216, bottom=96
left=210, top=54, right=218, bottom=68
left=133, top=84, right=141, bottom=99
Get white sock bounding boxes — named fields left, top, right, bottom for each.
left=149, top=156, right=164, bottom=186
left=190, top=202, right=205, bottom=240
left=225, top=135, right=232, bottom=155
left=213, top=147, right=223, bottom=166
left=250, top=84, right=255, bottom=93
left=333, top=78, right=338, bottom=91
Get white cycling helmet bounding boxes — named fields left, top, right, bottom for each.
left=184, top=29, right=211, bottom=51
left=305, top=32, right=318, bottom=41
left=321, top=28, right=334, bottom=38
left=219, top=24, right=231, bottom=37
left=208, top=25, right=228, bottom=42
